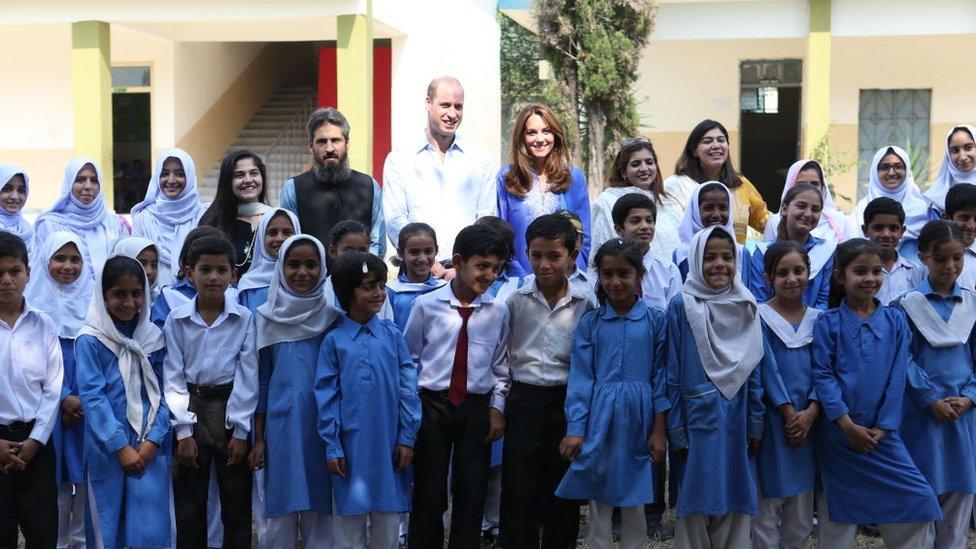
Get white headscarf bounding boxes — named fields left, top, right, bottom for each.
left=256, top=235, right=340, bottom=350
left=765, top=159, right=846, bottom=243
left=34, top=157, right=121, bottom=270
left=682, top=225, right=764, bottom=400
left=113, top=236, right=161, bottom=301
left=675, top=181, right=737, bottom=266
left=0, top=164, right=34, bottom=248
left=924, top=125, right=976, bottom=212
left=238, top=208, right=301, bottom=293
left=130, top=149, right=206, bottom=286
left=24, top=231, right=94, bottom=339
left=77, top=253, right=165, bottom=440
left=855, top=145, right=931, bottom=240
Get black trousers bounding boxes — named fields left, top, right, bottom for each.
left=0, top=423, right=57, bottom=549
left=500, top=382, right=580, bottom=549
left=409, top=390, right=491, bottom=549
left=173, top=393, right=251, bottom=549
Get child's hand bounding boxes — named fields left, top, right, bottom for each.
left=328, top=457, right=347, bottom=477
left=944, top=396, right=974, bottom=416
left=779, top=403, right=797, bottom=427
left=840, top=420, right=877, bottom=453
left=177, top=437, right=199, bottom=469
left=248, top=438, right=266, bottom=471
left=226, top=436, right=247, bottom=466
left=136, top=440, right=158, bottom=465
left=116, top=445, right=146, bottom=474
left=15, top=439, right=40, bottom=468
left=868, top=427, right=886, bottom=443
left=394, top=444, right=414, bottom=472
left=748, top=437, right=762, bottom=456
left=647, top=432, right=667, bottom=462
left=786, top=404, right=819, bottom=447
left=0, top=439, right=25, bottom=472
left=485, top=408, right=505, bottom=444
left=559, top=436, right=583, bottom=461
left=60, top=396, right=84, bottom=427
left=929, top=399, right=960, bottom=422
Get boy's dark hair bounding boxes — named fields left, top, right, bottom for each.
left=945, top=183, right=976, bottom=217
left=397, top=222, right=438, bottom=252
left=473, top=215, right=515, bottom=260
left=828, top=238, right=882, bottom=308
left=862, top=197, right=905, bottom=226
left=329, top=220, right=368, bottom=247
left=187, top=235, right=236, bottom=268
left=592, top=237, right=646, bottom=305
left=918, top=220, right=964, bottom=255
left=0, top=231, right=28, bottom=266
left=525, top=214, right=577, bottom=254
left=102, top=255, right=146, bottom=296
left=763, top=240, right=810, bottom=283
left=611, top=193, right=657, bottom=227
left=453, top=224, right=510, bottom=261
left=177, top=226, right=224, bottom=279
left=331, top=251, right=388, bottom=312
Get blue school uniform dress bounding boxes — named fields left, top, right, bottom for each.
left=258, top=333, right=332, bottom=517
left=53, top=337, right=84, bottom=486
left=315, top=314, right=421, bottom=515
left=555, top=299, right=669, bottom=506
left=239, top=287, right=270, bottom=315
left=386, top=275, right=445, bottom=333
left=897, top=281, right=976, bottom=497
left=748, top=236, right=833, bottom=309
left=666, top=294, right=782, bottom=518
left=811, top=301, right=942, bottom=524
left=756, top=305, right=820, bottom=500
left=76, top=322, right=171, bottom=549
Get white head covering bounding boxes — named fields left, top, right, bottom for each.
left=862, top=145, right=931, bottom=240
left=778, top=159, right=846, bottom=242
left=113, top=236, right=161, bottom=301
left=238, top=208, right=301, bottom=293
left=0, top=164, right=34, bottom=246
left=77, top=253, right=165, bottom=440
left=675, top=181, right=737, bottom=266
left=24, top=231, right=94, bottom=338
left=682, top=225, right=764, bottom=400
left=924, top=125, right=976, bottom=212
left=130, top=148, right=206, bottom=286
left=256, top=235, right=340, bottom=349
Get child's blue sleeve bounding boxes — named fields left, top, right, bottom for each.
left=150, top=293, right=170, bottom=328
left=747, top=247, right=770, bottom=303
left=565, top=313, right=596, bottom=438
left=876, top=312, right=910, bottom=431
left=257, top=346, right=274, bottom=415
left=747, top=362, right=765, bottom=440
left=759, top=336, right=790, bottom=410
left=964, top=327, right=976, bottom=405
left=76, top=336, right=128, bottom=453
left=666, top=299, right=688, bottom=449
left=314, top=335, right=344, bottom=460
left=811, top=314, right=848, bottom=422
left=649, top=310, right=671, bottom=414
left=395, top=333, right=421, bottom=448
left=146, top=348, right=171, bottom=445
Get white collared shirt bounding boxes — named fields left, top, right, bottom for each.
left=505, top=279, right=597, bottom=387
left=382, top=133, right=497, bottom=260
left=162, top=294, right=258, bottom=440
left=404, top=282, right=511, bottom=411
left=642, top=251, right=682, bottom=311
left=877, top=253, right=926, bottom=304
left=0, top=302, right=63, bottom=443
left=960, top=243, right=976, bottom=293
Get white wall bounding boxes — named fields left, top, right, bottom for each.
left=654, top=0, right=809, bottom=40
left=832, top=0, right=976, bottom=37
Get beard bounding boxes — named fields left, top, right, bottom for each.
left=313, top=153, right=352, bottom=187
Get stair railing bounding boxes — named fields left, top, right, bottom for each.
left=262, top=96, right=316, bottom=205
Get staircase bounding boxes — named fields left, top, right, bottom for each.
left=199, top=84, right=317, bottom=204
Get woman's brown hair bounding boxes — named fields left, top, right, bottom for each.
left=605, top=138, right=668, bottom=204
left=503, top=104, right=571, bottom=197
left=674, top=119, right=742, bottom=188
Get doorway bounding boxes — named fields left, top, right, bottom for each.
left=739, top=59, right=802, bottom=210
left=111, top=66, right=152, bottom=213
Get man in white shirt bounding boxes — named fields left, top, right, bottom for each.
left=382, top=76, right=497, bottom=280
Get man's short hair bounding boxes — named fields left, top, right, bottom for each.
left=307, top=108, right=350, bottom=142
left=426, top=76, right=463, bottom=100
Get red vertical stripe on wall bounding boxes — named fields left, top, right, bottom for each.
left=372, top=42, right=392, bottom=183
left=318, top=46, right=337, bottom=108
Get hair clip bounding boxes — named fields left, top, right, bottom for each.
left=361, top=261, right=369, bottom=273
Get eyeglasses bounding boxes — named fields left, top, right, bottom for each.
left=620, top=136, right=651, bottom=147
left=877, top=163, right=906, bottom=173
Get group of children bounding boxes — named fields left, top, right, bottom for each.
left=3, top=161, right=976, bottom=549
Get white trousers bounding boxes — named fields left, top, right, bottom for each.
left=252, top=468, right=270, bottom=549
left=264, top=511, right=332, bottom=549
left=674, top=512, right=751, bottom=549
left=751, top=490, right=814, bottom=549
left=56, top=483, right=85, bottom=548
left=816, top=490, right=936, bottom=549
left=936, top=492, right=974, bottom=549
left=333, top=511, right=399, bottom=549
left=587, top=501, right=646, bottom=549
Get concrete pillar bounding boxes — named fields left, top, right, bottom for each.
left=72, top=21, right=114, bottom=206
left=803, top=0, right=831, bottom=157
left=337, top=1, right=374, bottom=175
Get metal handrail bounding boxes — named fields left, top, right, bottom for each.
left=262, top=96, right=316, bottom=205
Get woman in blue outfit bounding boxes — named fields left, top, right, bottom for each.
left=753, top=241, right=821, bottom=549
left=76, top=255, right=171, bottom=549
left=555, top=237, right=668, bottom=549
left=250, top=235, right=339, bottom=548
left=315, top=251, right=421, bottom=549
left=896, top=220, right=976, bottom=549
left=237, top=208, right=299, bottom=314
left=666, top=225, right=787, bottom=548
left=387, top=223, right=445, bottom=332
left=25, top=232, right=94, bottom=548
left=812, top=238, right=942, bottom=548
left=748, top=183, right=833, bottom=309
left=496, top=103, right=590, bottom=276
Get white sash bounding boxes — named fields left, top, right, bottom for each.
left=901, top=290, right=976, bottom=348
left=758, top=303, right=821, bottom=349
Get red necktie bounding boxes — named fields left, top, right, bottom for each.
left=449, top=307, right=474, bottom=407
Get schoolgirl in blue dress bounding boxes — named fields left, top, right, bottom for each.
left=251, top=235, right=339, bottom=548
left=667, top=225, right=786, bottom=548
left=24, top=231, right=94, bottom=548
left=812, top=238, right=942, bottom=548
left=748, top=183, right=834, bottom=309
left=76, top=255, right=171, bottom=549
left=896, top=220, right=976, bottom=548
left=752, top=241, right=821, bottom=549
left=315, top=251, right=421, bottom=548
left=555, top=237, right=669, bottom=549
left=387, top=222, right=445, bottom=332
left=237, top=208, right=299, bottom=314
left=672, top=181, right=745, bottom=284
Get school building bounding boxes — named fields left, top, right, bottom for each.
left=0, top=0, right=502, bottom=213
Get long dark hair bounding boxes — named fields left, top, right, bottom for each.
left=828, top=238, right=882, bottom=308
left=605, top=139, right=669, bottom=204
left=504, top=103, right=571, bottom=197
left=592, top=237, right=645, bottom=305
left=199, top=150, right=269, bottom=236
left=674, top=119, right=742, bottom=188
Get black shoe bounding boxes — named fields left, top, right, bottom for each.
left=481, top=528, right=500, bottom=548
